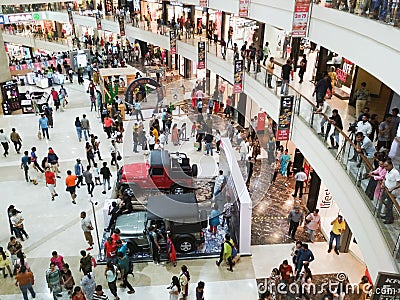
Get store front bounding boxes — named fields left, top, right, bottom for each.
left=5, top=43, right=32, bottom=62
left=263, top=24, right=291, bottom=60
left=227, top=15, right=259, bottom=47
left=315, top=182, right=365, bottom=261
left=207, top=9, right=222, bottom=41
left=141, top=0, right=163, bottom=22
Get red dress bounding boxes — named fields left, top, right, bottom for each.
left=214, top=101, right=220, bottom=113
left=191, top=94, right=197, bottom=109
left=167, top=237, right=176, bottom=263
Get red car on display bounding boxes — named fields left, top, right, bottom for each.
left=117, top=150, right=198, bottom=195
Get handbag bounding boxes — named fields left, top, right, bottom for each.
left=116, top=152, right=122, bottom=161
left=37, top=130, right=42, bottom=140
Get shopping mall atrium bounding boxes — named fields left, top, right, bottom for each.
left=0, top=0, right=399, bottom=299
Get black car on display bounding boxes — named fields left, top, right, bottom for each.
left=115, top=193, right=207, bottom=255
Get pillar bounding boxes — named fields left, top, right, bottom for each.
left=314, top=46, right=329, bottom=82
left=0, top=33, right=11, bottom=83
left=306, top=170, right=321, bottom=212
left=0, top=32, right=11, bottom=114
left=339, top=225, right=352, bottom=253
left=291, top=37, right=301, bottom=72
left=237, top=93, right=247, bottom=127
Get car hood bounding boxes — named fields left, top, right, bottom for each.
left=115, top=211, right=147, bottom=238
left=121, top=163, right=149, bottom=180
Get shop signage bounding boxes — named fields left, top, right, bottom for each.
left=96, top=13, right=102, bottom=30
left=197, top=41, right=206, bottom=69
left=336, top=58, right=354, bottom=88
left=371, top=272, right=400, bottom=300
left=303, top=162, right=311, bottom=182
left=239, top=0, right=250, bottom=17
left=233, top=59, right=244, bottom=93
left=118, top=16, right=125, bottom=36
left=6, top=13, right=37, bottom=24
left=199, top=0, right=208, bottom=7
left=170, top=31, right=177, bottom=55
left=291, top=0, right=311, bottom=37
left=0, top=15, right=5, bottom=25
left=320, top=188, right=333, bottom=209
left=257, top=111, right=267, bottom=133
left=276, top=95, right=294, bottom=141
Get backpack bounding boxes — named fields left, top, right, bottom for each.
left=226, top=241, right=237, bottom=258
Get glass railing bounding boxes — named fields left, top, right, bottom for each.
left=4, top=9, right=400, bottom=267
left=313, top=0, right=400, bottom=29
left=1, top=27, right=73, bottom=47
left=247, top=62, right=400, bottom=269
left=180, top=31, right=400, bottom=268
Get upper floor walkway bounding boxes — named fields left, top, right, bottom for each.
left=2, top=6, right=400, bottom=280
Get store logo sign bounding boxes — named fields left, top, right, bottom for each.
left=33, top=13, right=40, bottom=21
left=7, top=13, right=34, bottom=23
left=0, top=15, right=5, bottom=24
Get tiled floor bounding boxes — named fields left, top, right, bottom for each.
left=0, top=66, right=366, bottom=299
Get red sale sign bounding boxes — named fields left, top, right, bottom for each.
left=292, top=0, right=311, bottom=37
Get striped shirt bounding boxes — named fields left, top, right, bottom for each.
left=93, top=292, right=109, bottom=300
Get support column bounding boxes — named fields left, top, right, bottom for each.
left=291, top=37, right=301, bottom=72
left=237, top=92, right=247, bottom=127
left=306, top=170, right=321, bottom=212
left=0, top=32, right=12, bottom=114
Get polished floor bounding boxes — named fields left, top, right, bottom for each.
left=0, top=75, right=365, bottom=299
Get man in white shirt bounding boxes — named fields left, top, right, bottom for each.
left=356, top=113, right=372, bottom=137
left=292, top=168, right=307, bottom=198
left=80, top=211, right=94, bottom=251
left=305, top=209, right=321, bottom=242
left=355, top=132, right=375, bottom=158
left=381, top=160, right=400, bottom=224
left=314, top=101, right=332, bottom=140
left=0, top=129, right=10, bottom=157
left=214, top=170, right=226, bottom=196
left=239, top=138, right=249, bottom=161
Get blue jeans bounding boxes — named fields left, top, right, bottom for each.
left=206, top=142, right=213, bottom=155
left=76, top=127, right=82, bottom=141
left=83, top=129, right=90, bottom=141
left=280, top=79, right=289, bottom=95
left=329, top=231, right=341, bottom=251
left=41, top=127, right=49, bottom=139
left=373, top=0, right=388, bottom=20
left=20, top=283, right=35, bottom=300
left=103, top=178, right=111, bottom=191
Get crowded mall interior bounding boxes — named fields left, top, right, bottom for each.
left=0, top=0, right=399, bottom=299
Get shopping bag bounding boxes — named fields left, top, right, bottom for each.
left=194, top=142, right=200, bottom=149
left=37, top=130, right=42, bottom=140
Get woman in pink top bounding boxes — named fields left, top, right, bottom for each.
left=369, top=159, right=387, bottom=200
left=50, top=251, right=65, bottom=271
left=305, top=209, right=321, bottom=242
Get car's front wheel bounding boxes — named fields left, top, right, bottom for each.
left=175, top=237, right=195, bottom=253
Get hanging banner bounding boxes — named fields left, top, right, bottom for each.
left=170, top=31, right=177, bottom=55
left=67, top=8, right=74, bottom=25
left=239, top=0, right=250, bottom=17
left=291, top=0, right=311, bottom=37
left=199, top=0, right=208, bottom=7
left=257, top=111, right=267, bottom=133
left=96, top=13, right=102, bottom=30
left=118, top=16, right=125, bottom=36
left=197, top=41, right=206, bottom=69
left=233, top=59, right=243, bottom=93
left=336, top=58, right=354, bottom=88
left=276, top=95, right=294, bottom=141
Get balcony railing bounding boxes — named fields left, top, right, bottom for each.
left=313, top=0, right=400, bottom=29
left=3, top=10, right=400, bottom=269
